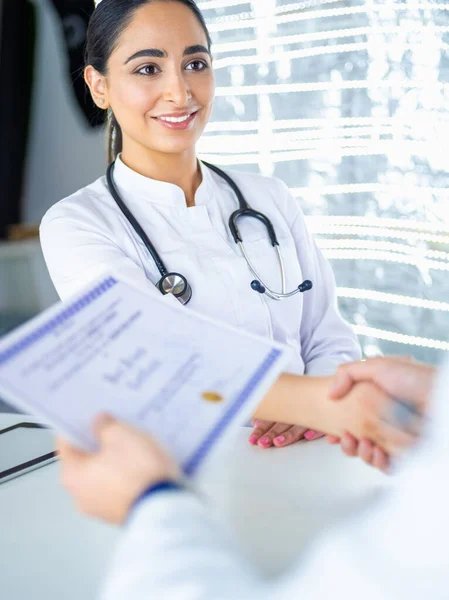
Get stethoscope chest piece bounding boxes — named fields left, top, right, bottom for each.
left=157, top=272, right=192, bottom=305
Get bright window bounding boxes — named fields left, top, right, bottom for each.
left=198, top=0, right=449, bottom=365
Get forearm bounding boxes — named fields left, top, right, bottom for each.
left=254, top=374, right=335, bottom=433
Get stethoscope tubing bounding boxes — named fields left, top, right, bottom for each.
left=106, top=162, right=168, bottom=277
left=106, top=159, right=312, bottom=303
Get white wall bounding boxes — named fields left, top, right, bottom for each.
left=23, top=0, right=105, bottom=224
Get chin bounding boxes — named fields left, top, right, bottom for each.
left=145, top=121, right=206, bottom=155
left=154, top=138, right=200, bottom=156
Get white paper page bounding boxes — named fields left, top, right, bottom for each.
left=0, top=276, right=290, bottom=475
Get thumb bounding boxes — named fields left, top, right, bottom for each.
left=328, top=369, right=355, bottom=399
left=328, top=359, right=385, bottom=399
left=92, top=412, right=117, bottom=443
left=56, top=436, right=89, bottom=461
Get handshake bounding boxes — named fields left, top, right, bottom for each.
left=58, top=356, right=436, bottom=525
left=253, top=356, right=435, bottom=472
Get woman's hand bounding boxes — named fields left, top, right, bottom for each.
left=57, top=414, right=180, bottom=525
left=249, top=419, right=323, bottom=448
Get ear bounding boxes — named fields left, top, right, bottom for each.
left=85, top=66, right=110, bottom=109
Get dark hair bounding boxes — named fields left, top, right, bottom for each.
left=85, top=0, right=212, bottom=163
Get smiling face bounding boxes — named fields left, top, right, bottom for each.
left=86, top=1, right=215, bottom=159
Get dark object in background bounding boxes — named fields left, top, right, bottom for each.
left=49, top=0, right=105, bottom=127
left=0, top=0, right=102, bottom=240
left=0, top=0, right=36, bottom=239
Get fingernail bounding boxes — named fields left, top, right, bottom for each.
left=274, top=436, right=285, bottom=445
left=253, top=419, right=260, bottom=427
left=304, top=430, right=317, bottom=441
left=259, top=437, right=270, bottom=447
left=249, top=435, right=258, bottom=445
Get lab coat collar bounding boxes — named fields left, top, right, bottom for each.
left=112, top=154, right=214, bottom=209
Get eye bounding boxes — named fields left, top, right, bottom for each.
left=137, top=64, right=160, bottom=76
left=185, top=60, right=208, bottom=72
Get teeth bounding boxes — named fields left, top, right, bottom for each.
left=159, top=114, right=192, bottom=123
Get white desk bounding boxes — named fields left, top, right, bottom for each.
left=0, top=414, right=389, bottom=600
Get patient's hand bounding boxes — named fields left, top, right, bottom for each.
left=57, top=414, right=180, bottom=524
left=329, top=356, right=434, bottom=410
left=248, top=420, right=323, bottom=448
left=326, top=356, right=434, bottom=471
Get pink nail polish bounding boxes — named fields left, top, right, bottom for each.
left=274, top=436, right=285, bottom=445
left=259, top=437, right=270, bottom=447
left=249, top=435, right=258, bottom=445
left=304, top=430, right=317, bottom=441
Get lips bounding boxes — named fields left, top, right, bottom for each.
left=153, top=110, right=199, bottom=131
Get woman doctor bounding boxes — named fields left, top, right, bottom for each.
left=40, top=0, right=361, bottom=451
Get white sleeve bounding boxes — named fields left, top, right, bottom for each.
left=39, top=212, right=172, bottom=303
left=100, top=492, right=263, bottom=600
left=102, top=361, right=449, bottom=600
left=275, top=181, right=361, bottom=375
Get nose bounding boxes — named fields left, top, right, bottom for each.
left=162, top=70, right=192, bottom=107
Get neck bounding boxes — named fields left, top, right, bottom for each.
left=120, top=143, right=201, bottom=207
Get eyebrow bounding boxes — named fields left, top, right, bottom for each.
left=184, top=45, right=210, bottom=57
left=125, top=45, right=210, bottom=64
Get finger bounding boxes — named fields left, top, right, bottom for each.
left=370, top=421, right=417, bottom=456
left=326, top=435, right=341, bottom=444
left=257, top=422, right=292, bottom=448
left=329, top=358, right=391, bottom=399
left=341, top=432, right=359, bottom=457
left=272, top=425, right=307, bottom=447
left=304, top=430, right=324, bottom=441
left=56, top=437, right=88, bottom=462
left=59, top=449, right=88, bottom=491
left=328, top=369, right=356, bottom=400
left=93, top=412, right=116, bottom=442
left=372, top=446, right=390, bottom=472
left=55, top=436, right=69, bottom=456
left=358, top=438, right=374, bottom=465
left=248, top=420, right=275, bottom=445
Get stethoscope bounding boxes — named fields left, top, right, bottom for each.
left=106, top=160, right=313, bottom=305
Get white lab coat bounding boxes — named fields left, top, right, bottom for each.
left=101, top=358, right=449, bottom=600
left=40, top=156, right=360, bottom=376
